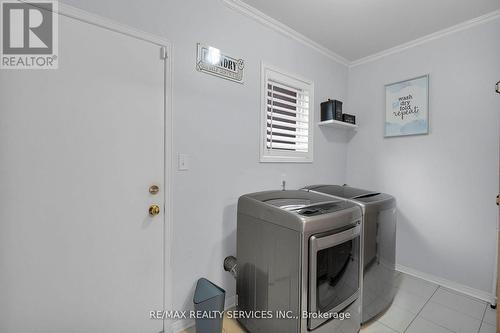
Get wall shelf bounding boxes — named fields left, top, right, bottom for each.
left=318, top=119, right=358, bottom=130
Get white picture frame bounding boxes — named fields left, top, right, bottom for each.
left=385, top=74, right=429, bottom=137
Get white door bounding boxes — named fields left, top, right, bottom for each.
left=0, top=12, right=166, bottom=333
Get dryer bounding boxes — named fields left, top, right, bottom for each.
left=302, top=185, right=397, bottom=324
left=237, top=190, right=362, bottom=333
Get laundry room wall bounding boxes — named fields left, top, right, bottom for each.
left=345, top=18, right=500, bottom=300
left=58, top=0, right=350, bottom=327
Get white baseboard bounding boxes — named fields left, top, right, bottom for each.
left=396, top=264, right=496, bottom=305
left=171, top=295, right=236, bottom=333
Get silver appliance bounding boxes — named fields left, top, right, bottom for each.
left=302, top=185, right=397, bottom=324
left=236, top=190, right=363, bottom=333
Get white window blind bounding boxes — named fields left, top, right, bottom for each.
left=261, top=64, right=314, bottom=162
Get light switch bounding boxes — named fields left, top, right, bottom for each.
left=178, top=154, right=189, bottom=171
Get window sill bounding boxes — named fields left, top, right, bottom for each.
left=260, top=155, right=313, bottom=163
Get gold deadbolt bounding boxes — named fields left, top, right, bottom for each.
left=149, top=185, right=160, bottom=195
left=149, top=204, right=160, bottom=216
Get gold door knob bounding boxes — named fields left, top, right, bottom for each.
left=149, top=204, right=160, bottom=216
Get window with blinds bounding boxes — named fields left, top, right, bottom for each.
left=261, top=64, right=314, bottom=162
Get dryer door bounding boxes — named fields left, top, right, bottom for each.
left=308, top=224, right=361, bottom=330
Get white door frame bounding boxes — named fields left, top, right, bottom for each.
left=20, top=2, right=175, bottom=331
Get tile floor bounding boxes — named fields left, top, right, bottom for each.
left=181, top=273, right=496, bottom=333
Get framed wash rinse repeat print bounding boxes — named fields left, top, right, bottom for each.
left=385, top=74, right=429, bottom=137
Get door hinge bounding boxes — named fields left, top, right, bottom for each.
left=496, top=81, right=500, bottom=94
left=160, top=47, right=167, bottom=60
left=496, top=194, right=499, bottom=206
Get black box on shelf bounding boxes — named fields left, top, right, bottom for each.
left=321, top=99, right=343, bottom=121
left=342, top=113, right=356, bottom=124
left=320, top=99, right=334, bottom=121
left=334, top=100, right=343, bottom=121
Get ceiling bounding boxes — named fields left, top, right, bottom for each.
left=240, top=0, right=500, bottom=61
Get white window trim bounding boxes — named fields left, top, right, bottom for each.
left=260, top=62, right=314, bottom=163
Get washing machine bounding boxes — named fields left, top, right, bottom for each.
left=302, top=185, right=397, bottom=324
left=237, top=190, right=362, bottom=333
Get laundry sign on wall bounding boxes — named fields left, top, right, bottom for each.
left=196, top=43, right=244, bottom=83
left=385, top=75, right=429, bottom=137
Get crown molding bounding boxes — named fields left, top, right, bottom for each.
left=221, top=0, right=350, bottom=66
left=350, top=9, right=500, bottom=67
